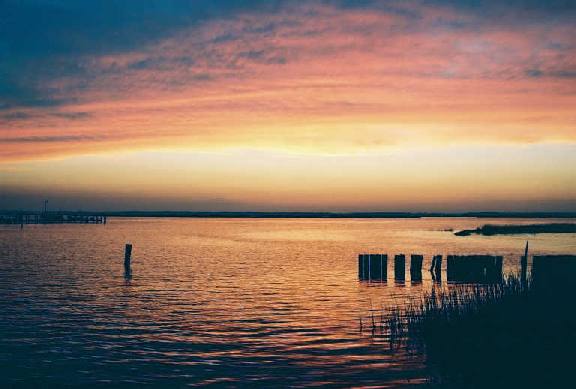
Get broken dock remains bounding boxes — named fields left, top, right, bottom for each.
left=358, top=254, right=388, bottom=281
left=358, top=250, right=576, bottom=286
left=431, top=255, right=442, bottom=281
left=358, top=253, right=503, bottom=283
left=532, top=255, right=576, bottom=291
left=410, top=255, right=423, bottom=282
left=394, top=254, right=406, bottom=281
left=446, top=255, right=503, bottom=284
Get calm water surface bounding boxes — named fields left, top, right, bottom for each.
left=1, top=218, right=575, bottom=387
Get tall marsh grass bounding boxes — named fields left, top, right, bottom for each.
left=362, top=276, right=576, bottom=387
left=362, top=276, right=527, bottom=341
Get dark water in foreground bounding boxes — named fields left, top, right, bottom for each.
left=0, top=218, right=575, bottom=387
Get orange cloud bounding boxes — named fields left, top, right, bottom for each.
left=1, top=2, right=575, bottom=162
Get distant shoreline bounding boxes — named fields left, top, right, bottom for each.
left=455, top=223, right=576, bottom=236
left=1, top=211, right=576, bottom=219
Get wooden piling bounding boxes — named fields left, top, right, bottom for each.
left=394, top=254, right=405, bottom=281
left=381, top=254, right=388, bottom=281
left=486, top=256, right=503, bottom=282
left=124, top=243, right=132, bottom=274
left=532, top=255, right=576, bottom=291
left=430, top=256, right=437, bottom=272
left=433, top=255, right=442, bottom=280
left=446, top=255, right=455, bottom=279
left=496, top=256, right=503, bottom=277
left=370, top=254, right=383, bottom=281
left=358, top=254, right=365, bottom=279
left=521, top=241, right=528, bottom=285
left=446, top=255, right=502, bottom=283
left=410, top=254, right=423, bottom=282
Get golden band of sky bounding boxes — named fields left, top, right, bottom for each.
left=1, top=2, right=575, bottom=210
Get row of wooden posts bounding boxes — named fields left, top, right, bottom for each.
left=358, top=254, right=437, bottom=282
left=358, top=253, right=504, bottom=283
left=122, top=242, right=574, bottom=286
left=359, top=252, right=576, bottom=285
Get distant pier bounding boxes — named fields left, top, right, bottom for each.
left=0, top=212, right=107, bottom=225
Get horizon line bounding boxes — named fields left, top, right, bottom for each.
left=2, top=210, right=576, bottom=219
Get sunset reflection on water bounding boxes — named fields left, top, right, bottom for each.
left=0, top=218, right=574, bottom=386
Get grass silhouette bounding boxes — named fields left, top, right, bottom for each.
left=363, top=275, right=576, bottom=387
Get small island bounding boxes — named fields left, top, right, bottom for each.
left=455, top=223, right=576, bottom=236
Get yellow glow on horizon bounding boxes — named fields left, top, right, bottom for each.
left=2, top=145, right=575, bottom=211
left=1, top=2, right=575, bottom=210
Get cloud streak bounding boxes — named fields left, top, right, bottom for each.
left=0, top=134, right=103, bottom=143
left=1, top=0, right=575, bottom=161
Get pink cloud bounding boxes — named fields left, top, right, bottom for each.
left=1, top=1, right=575, bottom=161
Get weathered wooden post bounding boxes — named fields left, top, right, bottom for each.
left=429, top=256, right=436, bottom=273
left=410, top=254, right=423, bottom=282
left=495, top=256, right=503, bottom=282
left=483, top=255, right=503, bottom=283
left=124, top=243, right=133, bottom=275
left=521, top=241, right=528, bottom=285
left=532, top=255, right=576, bottom=293
left=433, top=255, right=442, bottom=281
left=358, top=254, right=365, bottom=280
left=447, top=255, right=461, bottom=281
left=471, top=255, right=484, bottom=282
left=394, top=254, right=405, bottom=281
left=369, top=254, right=382, bottom=281
left=367, top=253, right=371, bottom=280
left=381, top=254, right=388, bottom=281
left=435, top=255, right=442, bottom=279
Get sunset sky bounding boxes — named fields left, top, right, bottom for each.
left=1, top=0, right=575, bottom=211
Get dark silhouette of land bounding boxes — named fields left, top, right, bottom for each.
left=455, top=223, right=576, bottom=236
